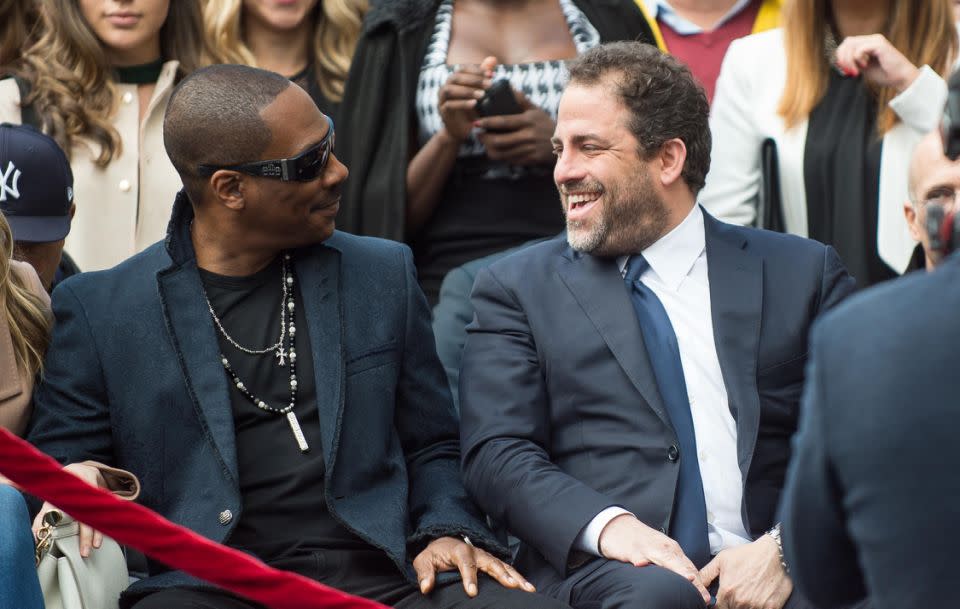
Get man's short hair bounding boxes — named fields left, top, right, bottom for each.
left=566, top=41, right=711, bottom=194
left=163, top=64, right=292, bottom=202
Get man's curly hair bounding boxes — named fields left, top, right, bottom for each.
left=566, top=41, right=711, bottom=194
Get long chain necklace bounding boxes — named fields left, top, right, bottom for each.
left=207, top=253, right=309, bottom=453
left=204, top=259, right=290, bottom=365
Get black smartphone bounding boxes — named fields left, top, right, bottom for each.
left=476, top=79, right=524, bottom=117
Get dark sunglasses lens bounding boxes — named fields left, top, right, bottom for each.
left=295, top=144, right=330, bottom=181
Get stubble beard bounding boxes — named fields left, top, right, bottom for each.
left=563, top=168, right=669, bottom=257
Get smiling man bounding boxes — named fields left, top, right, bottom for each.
left=459, top=42, right=858, bottom=609
left=26, top=65, right=570, bottom=609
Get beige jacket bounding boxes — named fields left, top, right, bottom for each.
left=0, top=260, right=49, bottom=436
left=0, top=62, right=183, bottom=272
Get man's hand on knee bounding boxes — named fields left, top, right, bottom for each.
left=599, top=514, right=711, bottom=604
left=412, top=536, right=536, bottom=597
left=699, top=534, right=792, bottom=609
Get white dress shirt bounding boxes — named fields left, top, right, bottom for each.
left=576, top=205, right=752, bottom=557
left=642, top=0, right=753, bottom=35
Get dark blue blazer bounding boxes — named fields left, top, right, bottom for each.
left=459, top=209, right=854, bottom=589
left=781, top=256, right=960, bottom=609
left=28, top=194, right=503, bottom=599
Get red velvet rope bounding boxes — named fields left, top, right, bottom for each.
left=0, top=428, right=387, bottom=609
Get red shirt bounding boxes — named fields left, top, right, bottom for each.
left=658, top=0, right=761, bottom=103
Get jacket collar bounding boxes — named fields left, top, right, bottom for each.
left=163, top=189, right=198, bottom=268
left=158, top=192, right=348, bottom=476
left=560, top=209, right=764, bottom=474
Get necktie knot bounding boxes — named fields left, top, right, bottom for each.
left=624, top=254, right=651, bottom=284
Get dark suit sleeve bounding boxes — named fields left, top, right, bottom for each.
left=460, top=267, right=616, bottom=575
left=817, top=245, right=856, bottom=313
left=27, top=283, right=114, bottom=468
left=394, top=247, right=506, bottom=557
left=779, top=321, right=868, bottom=608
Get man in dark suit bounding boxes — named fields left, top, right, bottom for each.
left=26, top=65, right=569, bottom=609
left=780, top=132, right=960, bottom=609
left=459, top=42, right=855, bottom=609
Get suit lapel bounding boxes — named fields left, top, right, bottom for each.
left=158, top=264, right=238, bottom=485
left=558, top=250, right=672, bottom=429
left=293, top=245, right=344, bottom=470
left=703, top=214, right=763, bottom=478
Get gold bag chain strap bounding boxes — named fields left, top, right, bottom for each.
left=34, top=509, right=64, bottom=566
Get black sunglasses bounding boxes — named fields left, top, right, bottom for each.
left=197, top=115, right=335, bottom=182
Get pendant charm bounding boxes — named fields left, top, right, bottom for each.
left=287, top=411, right=309, bottom=453
left=276, top=348, right=286, bottom=366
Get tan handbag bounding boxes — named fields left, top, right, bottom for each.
left=35, top=510, right=129, bottom=609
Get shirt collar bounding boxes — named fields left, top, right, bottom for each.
left=642, top=0, right=754, bottom=35
left=618, top=204, right=705, bottom=292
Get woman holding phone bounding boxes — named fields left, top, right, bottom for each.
left=338, top=0, right=656, bottom=304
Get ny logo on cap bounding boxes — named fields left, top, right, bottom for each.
left=0, top=161, right=21, bottom=202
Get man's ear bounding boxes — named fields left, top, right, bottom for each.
left=210, top=170, right=247, bottom=211
left=904, top=201, right=922, bottom=241
left=68, top=203, right=76, bottom=220
left=658, top=138, right=687, bottom=189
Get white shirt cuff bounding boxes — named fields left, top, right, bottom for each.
left=574, top=506, right=633, bottom=556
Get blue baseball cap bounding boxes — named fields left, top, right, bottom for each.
left=0, top=123, right=73, bottom=243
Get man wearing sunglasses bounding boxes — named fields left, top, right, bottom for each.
left=26, top=64, right=568, bottom=609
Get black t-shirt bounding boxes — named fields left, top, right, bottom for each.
left=200, top=258, right=368, bottom=561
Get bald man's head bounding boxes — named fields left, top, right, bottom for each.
left=909, top=131, right=947, bottom=203
left=163, top=64, right=293, bottom=203
left=904, top=130, right=960, bottom=270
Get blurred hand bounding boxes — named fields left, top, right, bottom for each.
left=835, top=34, right=920, bottom=92
left=32, top=463, right=107, bottom=558
left=438, top=56, right=497, bottom=142
left=599, top=514, right=711, bottom=604
left=412, top=536, right=536, bottom=597
left=476, top=89, right=556, bottom=166
left=699, top=535, right=792, bottom=609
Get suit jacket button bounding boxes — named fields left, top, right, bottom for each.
left=667, top=445, right=679, bottom=462
left=218, top=509, right=233, bottom=525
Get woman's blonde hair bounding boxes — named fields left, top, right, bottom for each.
left=778, top=0, right=957, bottom=135
left=0, top=214, right=51, bottom=377
left=14, top=0, right=205, bottom=167
left=0, top=0, right=39, bottom=70
left=203, top=0, right=368, bottom=103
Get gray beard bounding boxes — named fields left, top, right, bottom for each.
left=566, top=215, right=609, bottom=253
left=563, top=169, right=667, bottom=257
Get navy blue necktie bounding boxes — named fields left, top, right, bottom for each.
left=623, top=255, right=711, bottom=567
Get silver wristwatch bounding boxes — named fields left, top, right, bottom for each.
left=766, top=523, right=789, bottom=573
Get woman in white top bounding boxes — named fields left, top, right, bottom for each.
left=701, top=0, right=956, bottom=286
left=0, top=0, right=204, bottom=272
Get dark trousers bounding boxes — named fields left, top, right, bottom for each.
left=130, top=549, right=570, bottom=609
left=539, top=558, right=872, bottom=609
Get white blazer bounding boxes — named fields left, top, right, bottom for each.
left=700, top=29, right=948, bottom=274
